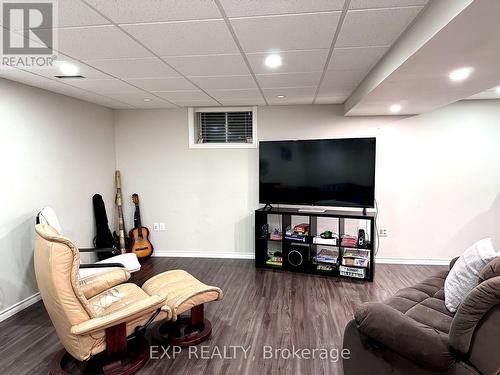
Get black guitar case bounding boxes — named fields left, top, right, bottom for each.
left=92, top=194, right=117, bottom=260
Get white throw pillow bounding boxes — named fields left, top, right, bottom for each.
left=444, top=238, right=498, bottom=313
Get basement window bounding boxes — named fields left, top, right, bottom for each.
left=188, top=107, right=257, bottom=148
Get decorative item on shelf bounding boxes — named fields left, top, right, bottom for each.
left=340, top=234, right=358, bottom=247
left=317, top=264, right=334, bottom=272
left=340, top=265, right=366, bottom=279
left=293, top=223, right=310, bottom=235
left=342, top=249, right=371, bottom=268
left=313, top=248, right=339, bottom=265
left=270, top=227, right=282, bottom=240
left=260, top=223, right=269, bottom=239
left=285, top=225, right=293, bottom=236
left=357, top=229, right=366, bottom=248
left=285, top=244, right=309, bottom=271
left=284, top=233, right=307, bottom=242
left=314, top=231, right=339, bottom=245
left=266, top=255, right=283, bottom=267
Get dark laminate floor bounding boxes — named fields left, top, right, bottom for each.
left=0, top=258, right=446, bottom=375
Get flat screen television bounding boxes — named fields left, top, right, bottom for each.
left=259, top=138, right=376, bottom=208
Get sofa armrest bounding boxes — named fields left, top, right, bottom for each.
left=449, top=276, right=500, bottom=355
left=79, top=268, right=131, bottom=299
left=354, top=302, right=455, bottom=371
left=71, top=295, right=165, bottom=335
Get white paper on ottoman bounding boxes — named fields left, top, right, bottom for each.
left=444, top=238, right=498, bottom=313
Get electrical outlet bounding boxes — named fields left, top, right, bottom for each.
left=159, top=223, right=166, bottom=231
left=153, top=223, right=159, bottom=231
left=379, top=228, right=388, bottom=237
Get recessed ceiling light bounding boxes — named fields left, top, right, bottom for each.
left=449, top=67, right=473, bottom=82
left=59, top=62, right=79, bottom=76
left=495, top=86, right=500, bottom=94
left=143, top=98, right=152, bottom=102
left=276, top=95, right=286, bottom=99
left=389, top=104, right=402, bottom=113
left=265, top=54, right=282, bottom=68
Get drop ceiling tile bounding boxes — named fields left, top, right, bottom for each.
left=328, top=46, right=389, bottom=72
left=164, top=54, right=249, bottom=76
left=314, top=96, right=348, bottom=104
left=104, top=93, right=177, bottom=108
left=64, top=78, right=145, bottom=94
left=1, top=55, right=109, bottom=79
left=247, top=49, right=329, bottom=74
left=262, top=87, right=316, bottom=102
left=189, top=75, right=257, bottom=90
left=337, top=7, right=423, bottom=48
left=122, top=20, right=238, bottom=56
left=57, top=25, right=153, bottom=60
left=220, top=0, right=344, bottom=17
left=320, top=70, right=366, bottom=92
left=154, top=90, right=214, bottom=102
left=267, top=97, right=314, bottom=105
left=350, top=0, right=428, bottom=10
left=219, top=98, right=266, bottom=106
left=256, top=72, right=322, bottom=88
left=208, top=89, right=262, bottom=100
left=231, top=12, right=341, bottom=53
left=58, top=0, right=111, bottom=27
left=174, top=99, right=221, bottom=107
left=126, top=77, right=196, bottom=91
left=85, top=57, right=179, bottom=78
left=84, top=0, right=221, bottom=24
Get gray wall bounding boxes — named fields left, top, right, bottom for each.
left=0, top=78, right=116, bottom=313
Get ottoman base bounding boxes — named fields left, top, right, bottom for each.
left=151, top=305, right=212, bottom=347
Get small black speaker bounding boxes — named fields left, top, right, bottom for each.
left=285, top=244, right=309, bottom=271
left=357, top=229, right=366, bottom=248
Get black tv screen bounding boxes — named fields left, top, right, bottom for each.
left=259, top=138, right=376, bottom=208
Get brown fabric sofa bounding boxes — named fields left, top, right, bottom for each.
left=343, top=257, right=500, bottom=375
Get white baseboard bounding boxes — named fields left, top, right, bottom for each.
left=153, top=251, right=449, bottom=265
left=376, top=257, right=450, bottom=265
left=0, top=293, right=41, bottom=323
left=153, top=251, right=255, bottom=260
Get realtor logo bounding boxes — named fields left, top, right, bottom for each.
left=1, top=0, right=57, bottom=68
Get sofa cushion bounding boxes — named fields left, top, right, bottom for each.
left=478, top=257, right=500, bottom=283
left=355, top=302, right=456, bottom=371
left=444, top=238, right=498, bottom=313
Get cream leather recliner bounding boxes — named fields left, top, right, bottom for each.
left=34, top=224, right=170, bottom=373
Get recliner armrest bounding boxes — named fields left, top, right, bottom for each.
left=71, top=295, right=166, bottom=335
left=79, top=268, right=131, bottom=299
left=354, top=302, right=455, bottom=371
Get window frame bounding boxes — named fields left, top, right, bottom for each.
left=188, top=106, right=258, bottom=149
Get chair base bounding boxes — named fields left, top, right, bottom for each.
left=151, top=318, right=212, bottom=347
left=50, top=337, right=149, bottom=375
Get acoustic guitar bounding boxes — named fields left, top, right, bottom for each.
left=129, top=194, right=154, bottom=258
left=114, top=170, right=128, bottom=254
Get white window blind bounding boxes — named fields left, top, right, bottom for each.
left=196, top=111, right=253, bottom=144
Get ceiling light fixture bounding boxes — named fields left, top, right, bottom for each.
left=59, top=62, right=79, bottom=76
left=265, top=54, right=282, bottom=68
left=449, top=67, right=473, bottom=82
left=276, top=95, right=286, bottom=99
left=143, top=98, right=152, bottom=102
left=389, top=104, right=402, bottom=113
left=495, top=86, right=500, bottom=94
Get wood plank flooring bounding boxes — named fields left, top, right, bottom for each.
left=0, top=258, right=445, bottom=375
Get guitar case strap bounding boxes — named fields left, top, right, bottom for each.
left=92, top=194, right=116, bottom=260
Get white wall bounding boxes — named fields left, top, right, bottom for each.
left=0, top=78, right=116, bottom=315
left=114, top=100, right=500, bottom=261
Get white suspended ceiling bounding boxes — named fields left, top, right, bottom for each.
left=0, top=0, right=498, bottom=114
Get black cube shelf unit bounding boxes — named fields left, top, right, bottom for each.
left=255, top=207, right=375, bottom=281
